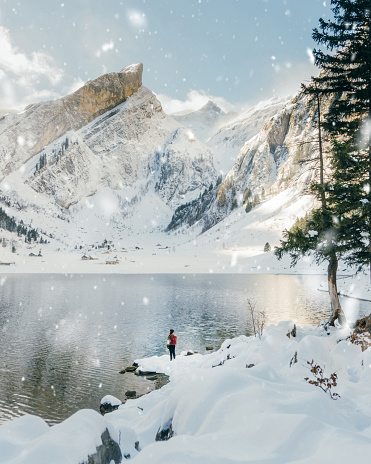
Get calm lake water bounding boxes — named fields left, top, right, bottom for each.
left=0, top=273, right=370, bottom=426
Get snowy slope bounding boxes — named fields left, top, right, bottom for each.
left=207, top=96, right=290, bottom=174
left=173, top=100, right=237, bottom=146
left=2, top=322, right=371, bottom=463
left=168, top=90, right=334, bottom=236
left=174, top=96, right=289, bottom=175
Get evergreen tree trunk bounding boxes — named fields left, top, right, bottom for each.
left=316, top=93, right=326, bottom=208
left=369, top=116, right=371, bottom=282
left=327, top=253, right=346, bottom=326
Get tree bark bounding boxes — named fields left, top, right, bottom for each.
left=327, top=253, right=346, bottom=326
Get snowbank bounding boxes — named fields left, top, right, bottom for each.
left=0, top=409, right=120, bottom=464
left=2, top=321, right=371, bottom=463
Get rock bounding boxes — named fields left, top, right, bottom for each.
left=125, top=390, right=136, bottom=399
left=152, top=374, right=170, bottom=390
left=82, top=428, right=122, bottom=464
left=135, top=370, right=157, bottom=376
left=146, top=375, right=158, bottom=381
left=119, top=369, right=126, bottom=374
left=186, top=351, right=194, bottom=356
left=246, top=364, right=255, bottom=369
left=155, top=418, right=174, bottom=442
left=286, top=324, right=297, bottom=338
left=99, top=402, right=119, bottom=415
left=206, top=346, right=214, bottom=351
left=100, top=395, right=122, bottom=415
left=125, top=366, right=137, bottom=372
left=65, top=63, right=143, bottom=127
left=290, top=352, right=298, bottom=367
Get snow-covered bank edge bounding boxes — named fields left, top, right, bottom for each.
left=2, top=320, right=371, bottom=463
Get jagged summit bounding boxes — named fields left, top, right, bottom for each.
left=198, top=100, right=225, bottom=115
left=0, top=63, right=144, bottom=178
left=173, top=100, right=235, bottom=144
left=64, top=62, right=143, bottom=124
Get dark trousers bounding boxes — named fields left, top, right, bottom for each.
left=169, top=344, right=176, bottom=360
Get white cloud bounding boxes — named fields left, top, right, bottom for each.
left=156, top=89, right=237, bottom=115
left=0, top=27, right=63, bottom=86
left=0, top=27, right=64, bottom=109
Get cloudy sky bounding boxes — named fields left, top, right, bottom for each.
left=0, top=0, right=332, bottom=113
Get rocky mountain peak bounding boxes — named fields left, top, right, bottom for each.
left=64, top=63, right=143, bottom=125
left=199, top=100, right=224, bottom=115
left=0, top=63, right=144, bottom=178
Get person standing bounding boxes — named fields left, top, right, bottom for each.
left=167, top=329, right=177, bottom=361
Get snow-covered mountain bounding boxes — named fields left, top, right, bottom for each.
left=207, top=96, right=291, bottom=174
left=173, top=96, right=290, bottom=175
left=167, top=90, right=331, bottom=234
left=0, top=64, right=217, bottom=250
left=172, top=101, right=237, bottom=146
left=0, top=63, right=326, bottom=264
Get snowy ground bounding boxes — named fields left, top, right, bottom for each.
left=1, top=321, right=371, bottom=463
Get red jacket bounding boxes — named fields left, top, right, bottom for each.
left=169, top=334, right=177, bottom=345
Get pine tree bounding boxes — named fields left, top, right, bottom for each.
left=311, top=0, right=371, bottom=273
left=276, top=0, right=371, bottom=326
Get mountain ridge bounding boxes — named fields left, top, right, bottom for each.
left=0, top=64, right=321, bottom=266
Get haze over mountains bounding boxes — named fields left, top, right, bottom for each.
left=0, top=63, right=324, bottom=265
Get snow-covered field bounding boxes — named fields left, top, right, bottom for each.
left=2, top=321, right=371, bottom=463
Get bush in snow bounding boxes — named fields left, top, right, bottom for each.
left=304, top=360, right=340, bottom=400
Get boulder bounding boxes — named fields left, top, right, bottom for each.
left=82, top=428, right=122, bottom=464
left=125, top=366, right=137, bottom=373
left=135, top=370, right=157, bottom=376
left=99, top=403, right=120, bottom=415
left=286, top=324, right=297, bottom=338
left=125, top=390, right=136, bottom=399
left=155, top=418, right=174, bottom=442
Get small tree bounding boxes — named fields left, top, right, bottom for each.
left=243, top=188, right=252, bottom=204
left=264, top=242, right=271, bottom=252
left=247, top=299, right=266, bottom=339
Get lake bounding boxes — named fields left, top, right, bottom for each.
left=0, top=273, right=369, bottom=426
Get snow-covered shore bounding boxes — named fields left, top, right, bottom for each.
left=2, top=185, right=371, bottom=462
left=1, top=321, right=371, bottom=463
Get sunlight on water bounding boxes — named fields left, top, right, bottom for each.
left=0, top=273, right=369, bottom=426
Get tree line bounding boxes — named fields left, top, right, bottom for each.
left=0, top=207, right=40, bottom=243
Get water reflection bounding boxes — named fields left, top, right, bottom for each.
left=0, top=273, right=370, bottom=426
